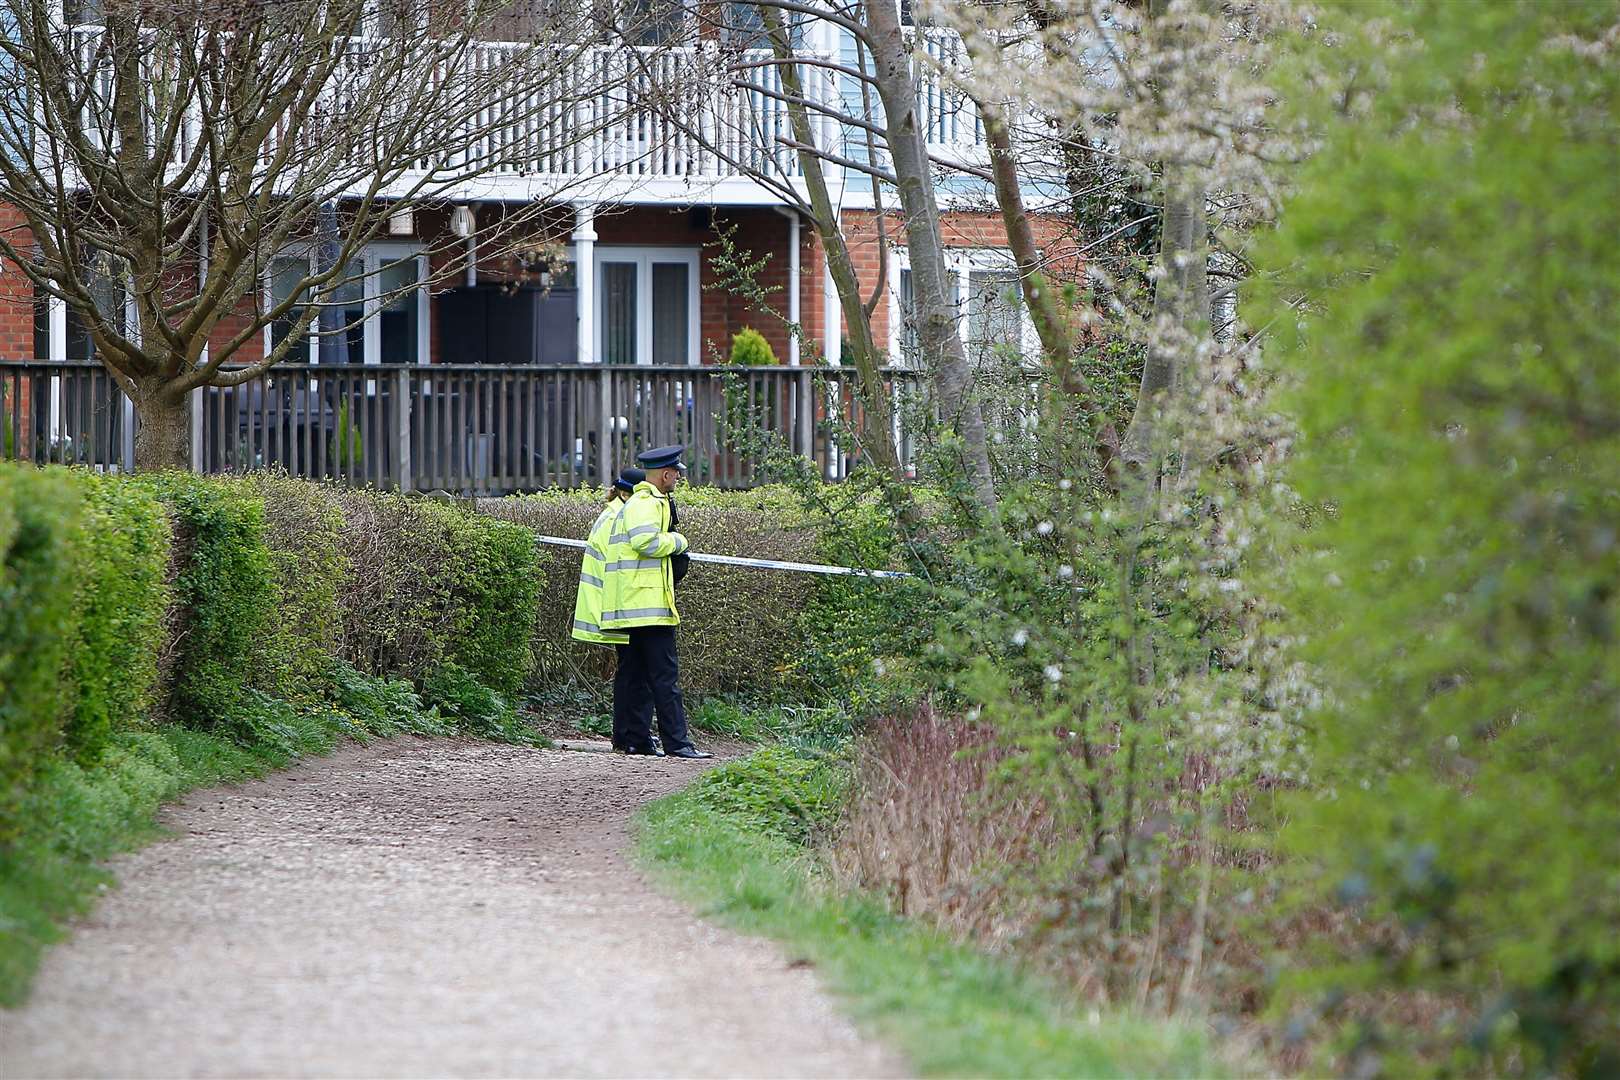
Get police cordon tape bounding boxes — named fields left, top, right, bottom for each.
left=532, top=535, right=913, bottom=580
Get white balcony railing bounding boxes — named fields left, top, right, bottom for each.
left=58, top=25, right=984, bottom=194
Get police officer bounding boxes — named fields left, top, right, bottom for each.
left=570, top=467, right=641, bottom=650
left=600, top=445, right=713, bottom=759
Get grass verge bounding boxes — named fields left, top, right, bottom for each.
left=635, top=750, right=1231, bottom=1079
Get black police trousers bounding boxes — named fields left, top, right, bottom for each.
left=612, top=625, right=694, bottom=754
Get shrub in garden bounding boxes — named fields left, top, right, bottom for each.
left=481, top=487, right=829, bottom=699
left=141, top=474, right=280, bottom=734
left=1259, top=2, right=1620, bottom=1071
left=335, top=491, right=541, bottom=695
left=728, top=327, right=778, bottom=367
left=0, top=466, right=81, bottom=840
left=247, top=472, right=347, bottom=697
left=61, top=472, right=171, bottom=764
left=685, top=745, right=846, bottom=845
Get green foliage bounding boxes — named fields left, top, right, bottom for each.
left=247, top=472, right=347, bottom=697
left=61, top=471, right=172, bottom=764
left=0, top=466, right=80, bottom=842
left=437, top=507, right=541, bottom=696
left=686, top=746, right=847, bottom=844
left=419, top=661, right=543, bottom=745
left=1259, top=2, right=1620, bottom=1073
left=336, top=492, right=541, bottom=695
left=638, top=753, right=1231, bottom=1078
left=728, top=326, right=778, bottom=367
left=142, top=474, right=280, bottom=734
left=324, top=658, right=452, bottom=738
left=330, top=397, right=363, bottom=470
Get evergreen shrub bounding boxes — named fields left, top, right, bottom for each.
left=248, top=472, right=347, bottom=697
left=142, top=474, right=280, bottom=734
left=61, top=472, right=171, bottom=764
left=0, top=466, right=81, bottom=841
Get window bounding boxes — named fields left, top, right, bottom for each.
left=890, top=248, right=1033, bottom=368
left=264, top=245, right=427, bottom=365
left=966, top=269, right=1023, bottom=365
left=623, top=0, right=685, bottom=45
left=723, top=1, right=766, bottom=47
left=596, top=247, right=699, bottom=366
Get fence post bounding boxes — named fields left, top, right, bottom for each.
left=796, top=367, right=814, bottom=461
left=189, top=386, right=203, bottom=472
left=597, top=368, right=613, bottom=487
left=395, top=366, right=413, bottom=492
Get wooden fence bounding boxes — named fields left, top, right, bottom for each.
left=1, top=361, right=923, bottom=492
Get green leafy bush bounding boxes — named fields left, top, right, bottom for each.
left=0, top=466, right=81, bottom=841
left=728, top=326, right=778, bottom=367
left=1259, top=2, right=1620, bottom=1073
left=142, top=474, right=280, bottom=734
left=418, top=661, right=540, bottom=745
left=433, top=505, right=540, bottom=696
left=247, top=472, right=347, bottom=698
left=686, top=746, right=847, bottom=845
left=324, top=658, right=451, bottom=739
left=61, top=472, right=171, bottom=764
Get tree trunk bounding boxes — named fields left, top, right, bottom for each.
left=1118, top=167, right=1209, bottom=473
left=763, top=8, right=900, bottom=475
left=980, top=99, right=1120, bottom=479
left=862, top=0, right=996, bottom=512
left=132, top=381, right=192, bottom=471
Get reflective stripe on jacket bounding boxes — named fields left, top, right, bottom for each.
left=571, top=503, right=630, bottom=645
left=599, top=481, right=688, bottom=629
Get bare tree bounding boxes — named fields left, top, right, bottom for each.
left=626, top=0, right=999, bottom=508
left=0, top=0, right=629, bottom=468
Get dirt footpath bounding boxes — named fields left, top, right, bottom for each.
left=0, top=739, right=906, bottom=1079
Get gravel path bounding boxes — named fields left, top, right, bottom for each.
left=0, top=739, right=906, bottom=1079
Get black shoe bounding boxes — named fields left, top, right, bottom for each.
left=615, top=744, right=665, bottom=757
left=666, top=746, right=714, bottom=759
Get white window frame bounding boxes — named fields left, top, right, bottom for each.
left=887, top=246, right=1038, bottom=366
left=263, top=241, right=430, bottom=366
left=594, top=245, right=701, bottom=367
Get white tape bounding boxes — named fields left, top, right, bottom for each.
left=532, top=535, right=911, bottom=580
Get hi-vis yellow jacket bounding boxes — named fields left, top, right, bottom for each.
left=571, top=503, right=630, bottom=645
left=599, top=481, right=688, bottom=629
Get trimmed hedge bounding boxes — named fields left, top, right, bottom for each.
left=61, top=473, right=170, bottom=765
left=335, top=491, right=538, bottom=694
left=0, top=467, right=551, bottom=1005
left=0, top=467, right=81, bottom=842
left=0, top=468, right=549, bottom=843
left=481, top=483, right=926, bottom=706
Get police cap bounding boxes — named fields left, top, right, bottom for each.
left=636, top=444, right=687, bottom=471
left=613, top=467, right=646, bottom=493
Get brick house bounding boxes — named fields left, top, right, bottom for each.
left=0, top=7, right=1075, bottom=486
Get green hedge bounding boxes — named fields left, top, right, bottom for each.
left=0, top=467, right=551, bottom=1006
left=61, top=473, right=171, bottom=765
left=0, top=467, right=81, bottom=842
left=481, top=484, right=916, bottom=703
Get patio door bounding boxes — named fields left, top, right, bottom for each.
left=596, top=248, right=700, bottom=366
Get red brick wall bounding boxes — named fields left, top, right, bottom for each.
left=0, top=204, right=38, bottom=362
left=814, top=207, right=1080, bottom=360
left=592, top=205, right=799, bottom=365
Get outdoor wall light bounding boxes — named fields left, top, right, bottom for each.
left=450, top=205, right=476, bottom=238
